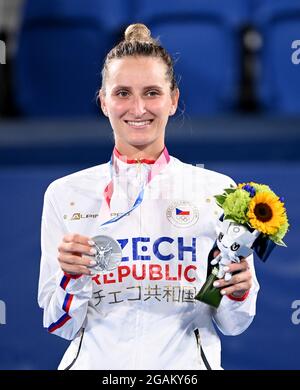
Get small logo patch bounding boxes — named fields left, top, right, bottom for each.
left=166, top=201, right=199, bottom=227
left=63, top=212, right=99, bottom=221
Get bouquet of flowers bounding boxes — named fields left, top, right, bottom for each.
left=195, top=182, right=289, bottom=308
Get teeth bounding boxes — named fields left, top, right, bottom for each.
left=127, top=120, right=151, bottom=127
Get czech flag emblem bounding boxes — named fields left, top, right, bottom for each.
left=176, top=208, right=190, bottom=216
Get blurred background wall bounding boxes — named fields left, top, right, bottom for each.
left=0, top=0, right=299, bottom=369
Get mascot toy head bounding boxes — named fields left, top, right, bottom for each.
left=216, top=219, right=260, bottom=260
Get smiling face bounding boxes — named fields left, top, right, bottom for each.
left=99, top=56, right=179, bottom=157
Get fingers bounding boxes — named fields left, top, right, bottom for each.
left=213, top=259, right=252, bottom=296
left=63, top=234, right=94, bottom=246
left=59, top=242, right=96, bottom=256
left=219, top=283, right=250, bottom=297
left=61, top=263, right=93, bottom=276
left=61, top=234, right=95, bottom=252
left=58, top=253, right=96, bottom=267
left=58, top=234, right=96, bottom=276
left=58, top=234, right=95, bottom=256
left=223, top=259, right=250, bottom=274
left=58, top=253, right=95, bottom=275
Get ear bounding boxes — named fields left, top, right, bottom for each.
left=169, top=88, right=180, bottom=116
left=99, top=89, right=108, bottom=117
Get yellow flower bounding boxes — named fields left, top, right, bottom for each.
left=247, top=192, right=287, bottom=235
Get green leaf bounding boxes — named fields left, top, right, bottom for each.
left=272, top=239, right=287, bottom=247
left=224, top=188, right=236, bottom=195
left=215, top=195, right=226, bottom=205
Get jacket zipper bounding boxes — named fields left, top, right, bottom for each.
left=194, top=329, right=212, bottom=370
left=136, top=158, right=142, bottom=174
left=64, top=328, right=85, bottom=370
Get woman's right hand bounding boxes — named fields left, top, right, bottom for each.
left=58, top=234, right=97, bottom=276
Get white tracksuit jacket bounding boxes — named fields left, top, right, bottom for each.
left=38, top=151, right=259, bottom=370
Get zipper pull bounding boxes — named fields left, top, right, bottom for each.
left=136, top=158, right=142, bottom=174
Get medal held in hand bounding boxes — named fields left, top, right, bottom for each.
left=88, top=235, right=122, bottom=274
left=195, top=182, right=289, bottom=308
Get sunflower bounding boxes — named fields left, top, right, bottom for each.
left=247, top=192, right=287, bottom=235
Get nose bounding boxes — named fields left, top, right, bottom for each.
left=130, top=96, right=147, bottom=117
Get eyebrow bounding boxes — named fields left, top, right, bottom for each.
left=143, top=85, right=163, bottom=90
left=112, top=85, right=163, bottom=91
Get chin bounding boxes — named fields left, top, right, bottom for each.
left=127, top=136, right=153, bottom=147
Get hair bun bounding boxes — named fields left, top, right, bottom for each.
left=124, top=23, right=152, bottom=43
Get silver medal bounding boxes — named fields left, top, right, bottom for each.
left=88, top=235, right=122, bottom=274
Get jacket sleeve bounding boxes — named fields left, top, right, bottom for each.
left=212, top=254, right=259, bottom=336
left=38, top=183, right=93, bottom=340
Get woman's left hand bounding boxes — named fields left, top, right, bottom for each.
left=212, top=251, right=252, bottom=298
